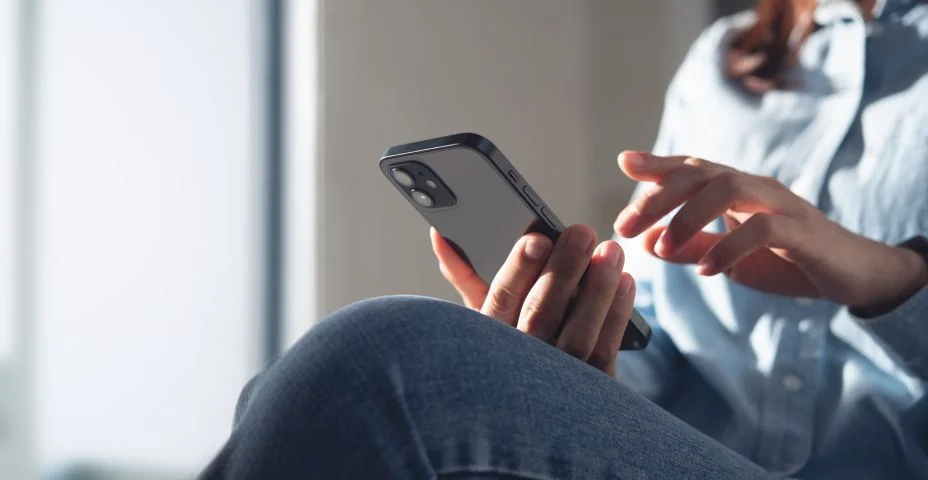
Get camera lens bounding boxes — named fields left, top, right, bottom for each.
left=410, top=189, right=434, bottom=207
left=391, top=168, right=415, bottom=187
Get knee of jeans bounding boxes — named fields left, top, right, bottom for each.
left=286, top=295, right=475, bottom=373
left=229, top=295, right=483, bottom=440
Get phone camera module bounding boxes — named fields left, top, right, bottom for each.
left=384, top=161, right=455, bottom=207
left=391, top=168, right=415, bottom=187
left=410, top=189, right=434, bottom=207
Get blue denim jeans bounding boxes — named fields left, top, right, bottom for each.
left=201, top=296, right=774, bottom=479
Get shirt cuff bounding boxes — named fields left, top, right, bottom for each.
left=853, top=287, right=928, bottom=379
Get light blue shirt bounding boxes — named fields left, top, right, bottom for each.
left=617, top=1, right=928, bottom=478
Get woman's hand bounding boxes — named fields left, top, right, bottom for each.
left=614, top=151, right=928, bottom=312
left=430, top=225, right=635, bottom=377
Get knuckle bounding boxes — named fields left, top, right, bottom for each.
left=522, top=297, right=555, bottom=321
left=683, top=156, right=705, bottom=168
left=636, top=184, right=661, bottom=203
left=715, top=171, right=744, bottom=195
left=552, top=248, right=593, bottom=271
left=559, top=335, right=593, bottom=361
left=749, top=212, right=778, bottom=237
left=485, top=283, right=522, bottom=314
left=665, top=165, right=711, bottom=189
left=663, top=164, right=695, bottom=181
left=587, top=348, right=617, bottom=371
left=520, top=296, right=560, bottom=332
left=587, top=268, right=622, bottom=297
left=632, top=188, right=662, bottom=214
left=761, top=175, right=783, bottom=188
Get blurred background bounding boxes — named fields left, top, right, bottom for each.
left=0, top=0, right=752, bottom=478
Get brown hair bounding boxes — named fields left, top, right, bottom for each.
left=726, top=0, right=879, bottom=93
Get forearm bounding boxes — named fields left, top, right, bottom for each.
left=850, top=243, right=928, bottom=379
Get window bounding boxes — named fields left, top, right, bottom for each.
left=282, top=0, right=319, bottom=349
left=11, top=0, right=289, bottom=477
left=0, top=0, right=18, bottom=364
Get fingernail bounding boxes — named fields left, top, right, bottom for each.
left=656, top=231, right=674, bottom=257
left=598, top=241, right=621, bottom=268
left=524, top=236, right=551, bottom=260
left=620, top=151, right=646, bottom=167
left=565, top=227, right=594, bottom=252
left=614, top=208, right=640, bottom=236
left=618, top=273, right=634, bottom=296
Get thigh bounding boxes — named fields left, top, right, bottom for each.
left=212, top=296, right=772, bottom=480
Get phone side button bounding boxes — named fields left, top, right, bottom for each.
left=540, top=207, right=557, bottom=227
left=523, top=186, right=541, bottom=206
left=508, top=170, right=520, bottom=183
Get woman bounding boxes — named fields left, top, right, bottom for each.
left=203, top=0, right=928, bottom=478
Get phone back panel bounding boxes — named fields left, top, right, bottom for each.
left=380, top=134, right=563, bottom=283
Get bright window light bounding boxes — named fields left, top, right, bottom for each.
left=283, top=0, right=319, bottom=348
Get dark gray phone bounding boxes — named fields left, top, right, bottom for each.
left=380, top=133, right=651, bottom=350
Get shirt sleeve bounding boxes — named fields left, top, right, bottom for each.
left=851, top=286, right=928, bottom=379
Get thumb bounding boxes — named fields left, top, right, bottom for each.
left=641, top=226, right=723, bottom=265
left=430, top=228, right=489, bottom=309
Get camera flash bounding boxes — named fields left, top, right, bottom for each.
left=424, top=179, right=438, bottom=189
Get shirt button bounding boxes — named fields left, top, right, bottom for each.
left=795, top=297, right=814, bottom=307
left=798, top=319, right=813, bottom=333
left=782, top=374, right=804, bottom=393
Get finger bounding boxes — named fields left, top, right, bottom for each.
left=697, top=213, right=802, bottom=276
left=726, top=51, right=767, bottom=76
left=617, top=151, right=726, bottom=183
left=481, top=233, right=553, bottom=326
left=641, top=226, right=723, bottom=265
left=614, top=165, right=717, bottom=238
left=518, top=224, right=596, bottom=342
left=588, top=273, right=635, bottom=377
left=430, top=227, right=488, bottom=310
left=723, top=213, right=741, bottom=232
left=742, top=75, right=778, bottom=94
left=658, top=172, right=788, bottom=257
left=555, top=241, right=624, bottom=361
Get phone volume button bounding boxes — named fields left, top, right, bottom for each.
left=522, top=186, right=541, bottom=206
left=540, top=207, right=556, bottom=227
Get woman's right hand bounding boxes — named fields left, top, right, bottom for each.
left=430, top=224, right=636, bottom=377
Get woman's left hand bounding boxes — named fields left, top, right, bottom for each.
left=613, top=151, right=928, bottom=313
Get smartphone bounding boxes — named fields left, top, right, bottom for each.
left=380, top=133, right=651, bottom=350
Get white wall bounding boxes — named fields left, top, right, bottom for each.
left=587, top=0, right=708, bottom=239
left=316, top=0, right=709, bottom=315
left=33, top=0, right=262, bottom=475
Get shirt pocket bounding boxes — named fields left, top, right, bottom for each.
left=863, top=107, right=928, bottom=241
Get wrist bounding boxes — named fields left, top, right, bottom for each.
left=897, top=245, right=928, bottom=293
left=852, top=245, right=928, bottom=318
